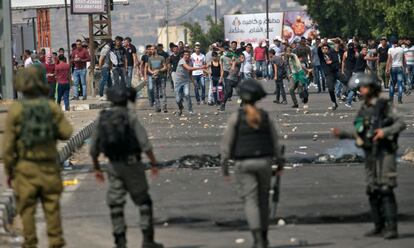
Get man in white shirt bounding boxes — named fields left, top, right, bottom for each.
left=386, top=39, right=406, bottom=104
left=242, top=43, right=253, bottom=80
left=191, top=44, right=206, bottom=104
left=23, top=50, right=33, bottom=68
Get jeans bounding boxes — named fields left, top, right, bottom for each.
left=275, top=79, right=286, bottom=102
left=406, top=65, right=414, bottom=89
left=57, top=83, right=70, bottom=111
left=193, top=75, right=206, bottom=102
left=99, top=67, right=113, bottom=97
left=175, top=82, right=192, bottom=112
left=390, top=67, right=404, bottom=101
left=255, top=60, right=267, bottom=78
left=72, top=68, right=87, bottom=97
left=313, top=65, right=326, bottom=92
left=112, top=67, right=127, bottom=86
left=211, top=76, right=220, bottom=104
left=289, top=79, right=307, bottom=105
left=154, top=76, right=167, bottom=110
left=335, top=80, right=344, bottom=97
left=223, top=79, right=238, bottom=106
left=147, top=76, right=154, bottom=106
left=48, top=82, right=56, bottom=100
left=242, top=72, right=252, bottom=80
left=126, top=66, right=134, bottom=88
left=347, top=90, right=355, bottom=105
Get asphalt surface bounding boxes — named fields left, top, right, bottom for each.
left=14, top=80, right=414, bottom=247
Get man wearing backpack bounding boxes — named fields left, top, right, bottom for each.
left=3, top=67, right=73, bottom=248
left=90, top=85, right=164, bottom=248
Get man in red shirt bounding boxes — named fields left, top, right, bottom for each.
left=254, top=41, right=267, bottom=78
left=71, top=39, right=90, bottom=100
left=44, top=54, right=56, bottom=100
left=55, top=55, right=71, bottom=111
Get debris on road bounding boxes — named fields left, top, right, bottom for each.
left=235, top=238, right=245, bottom=244
left=402, top=148, right=414, bottom=163
left=277, top=219, right=286, bottom=226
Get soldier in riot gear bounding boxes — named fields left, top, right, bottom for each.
left=90, top=85, right=164, bottom=248
left=332, top=73, right=406, bottom=239
left=221, top=79, right=284, bottom=248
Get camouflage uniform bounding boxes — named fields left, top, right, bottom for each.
left=3, top=68, right=73, bottom=248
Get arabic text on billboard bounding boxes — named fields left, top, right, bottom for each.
left=224, top=13, right=283, bottom=45
left=71, top=0, right=105, bottom=14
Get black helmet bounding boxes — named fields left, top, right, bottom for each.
left=348, top=73, right=381, bottom=93
left=106, top=85, right=129, bottom=106
left=239, top=79, right=267, bottom=104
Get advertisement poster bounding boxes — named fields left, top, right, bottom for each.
left=282, top=11, right=318, bottom=43
left=224, top=13, right=284, bottom=45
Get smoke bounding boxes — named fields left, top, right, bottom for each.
left=326, top=139, right=365, bottom=158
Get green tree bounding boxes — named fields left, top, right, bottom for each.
left=297, top=0, right=414, bottom=39
left=183, top=15, right=224, bottom=51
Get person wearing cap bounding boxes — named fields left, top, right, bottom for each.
left=332, top=73, right=406, bottom=240
left=3, top=67, right=73, bottom=248
left=90, top=85, right=164, bottom=248
left=221, top=79, right=284, bottom=248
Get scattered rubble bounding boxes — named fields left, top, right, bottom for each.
left=402, top=148, right=414, bottom=163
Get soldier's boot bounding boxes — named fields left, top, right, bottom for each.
left=382, top=190, right=399, bottom=240
left=142, top=229, right=163, bottom=248
left=365, top=192, right=384, bottom=237
left=113, top=232, right=127, bottom=248
left=140, top=205, right=164, bottom=248
left=251, top=229, right=267, bottom=248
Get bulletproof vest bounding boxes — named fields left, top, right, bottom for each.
left=97, top=108, right=141, bottom=161
left=20, top=99, right=57, bottom=149
left=354, top=98, right=398, bottom=151
left=231, top=110, right=274, bottom=159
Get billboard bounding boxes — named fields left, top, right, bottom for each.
left=282, top=11, right=318, bottom=43
left=71, top=0, right=105, bottom=14
left=224, top=13, right=283, bottom=45
left=11, top=0, right=128, bottom=10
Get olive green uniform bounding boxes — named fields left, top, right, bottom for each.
left=3, top=100, right=73, bottom=248
left=89, top=107, right=156, bottom=244
left=338, top=97, right=406, bottom=235
left=221, top=111, right=283, bottom=232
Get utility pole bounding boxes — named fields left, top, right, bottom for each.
left=266, top=0, right=269, bottom=40
left=214, top=0, right=217, bottom=24
left=64, top=0, right=71, bottom=60
left=166, top=0, right=170, bottom=46
left=0, top=0, right=14, bottom=99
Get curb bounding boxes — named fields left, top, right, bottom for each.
left=58, top=120, right=97, bottom=164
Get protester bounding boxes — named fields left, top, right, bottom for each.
left=44, top=53, right=56, bottom=100
left=71, top=39, right=91, bottom=100
left=254, top=41, right=267, bottom=78
left=285, top=47, right=308, bottom=108
left=124, top=37, right=138, bottom=88
left=174, top=50, right=206, bottom=116
left=377, top=37, right=390, bottom=88
left=98, top=39, right=113, bottom=100
left=242, top=43, right=254, bottom=79
left=386, top=39, right=406, bottom=104
left=146, top=46, right=168, bottom=113
left=55, top=55, right=71, bottom=111
left=23, top=50, right=33, bottom=68
left=269, top=49, right=287, bottom=104
left=191, top=44, right=207, bottom=104
left=110, top=36, right=128, bottom=87
left=208, top=51, right=222, bottom=105
left=318, top=43, right=339, bottom=110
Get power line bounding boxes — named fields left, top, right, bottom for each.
left=168, top=0, right=203, bottom=22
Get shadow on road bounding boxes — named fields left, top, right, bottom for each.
left=271, top=243, right=333, bottom=248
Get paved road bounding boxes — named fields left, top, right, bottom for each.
left=13, top=80, right=414, bottom=247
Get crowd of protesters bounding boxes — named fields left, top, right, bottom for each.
left=15, top=34, right=414, bottom=113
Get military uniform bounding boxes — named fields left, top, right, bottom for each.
left=338, top=97, right=406, bottom=239
left=3, top=68, right=73, bottom=248
left=221, top=79, right=284, bottom=248
left=90, top=104, right=163, bottom=248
